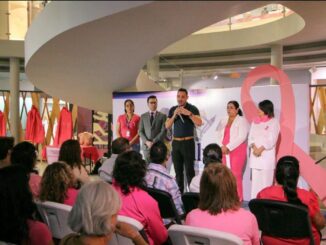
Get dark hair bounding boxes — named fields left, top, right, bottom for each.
left=0, top=137, right=14, bottom=160
left=59, top=139, right=82, bottom=169
left=203, top=143, right=222, bottom=166
left=150, top=141, right=168, bottom=164
left=275, top=156, right=303, bottom=205
left=147, top=95, right=157, bottom=103
left=177, top=88, right=188, bottom=95
left=124, top=99, right=135, bottom=113
left=113, top=151, right=147, bottom=195
left=258, top=100, right=274, bottom=118
left=199, top=164, right=240, bottom=215
left=227, top=101, right=243, bottom=116
left=11, top=141, right=37, bottom=173
left=112, top=137, right=130, bottom=154
left=0, top=165, right=36, bottom=243
left=40, top=162, right=75, bottom=203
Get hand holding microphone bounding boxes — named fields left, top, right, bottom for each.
left=174, top=106, right=185, bottom=123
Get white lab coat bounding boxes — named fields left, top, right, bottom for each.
left=248, top=118, right=280, bottom=170
left=216, top=115, right=249, bottom=151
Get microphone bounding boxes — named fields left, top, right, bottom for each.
left=178, top=106, right=185, bottom=123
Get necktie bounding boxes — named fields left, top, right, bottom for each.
left=150, top=112, right=154, bottom=126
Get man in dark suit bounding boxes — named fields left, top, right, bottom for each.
left=139, top=95, right=167, bottom=163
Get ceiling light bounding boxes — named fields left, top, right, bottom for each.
left=213, top=75, right=218, bottom=80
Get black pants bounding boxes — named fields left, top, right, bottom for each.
left=172, top=139, right=195, bottom=193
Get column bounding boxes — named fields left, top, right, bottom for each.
left=9, top=57, right=20, bottom=144
left=270, top=44, right=283, bottom=85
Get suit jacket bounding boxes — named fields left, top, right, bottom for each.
left=138, top=111, right=167, bottom=150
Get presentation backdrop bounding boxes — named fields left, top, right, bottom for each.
left=113, top=84, right=309, bottom=201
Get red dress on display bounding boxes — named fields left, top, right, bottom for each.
left=0, top=110, right=6, bottom=136
left=25, top=106, right=45, bottom=144
left=54, top=107, right=73, bottom=146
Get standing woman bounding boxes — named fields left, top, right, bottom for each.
left=116, top=99, right=140, bottom=152
left=248, top=99, right=280, bottom=199
left=216, top=101, right=249, bottom=200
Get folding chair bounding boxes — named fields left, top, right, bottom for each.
left=35, top=201, right=73, bottom=239
left=182, top=192, right=199, bottom=215
left=146, top=187, right=182, bottom=224
left=168, top=224, right=243, bottom=245
left=249, top=198, right=315, bottom=245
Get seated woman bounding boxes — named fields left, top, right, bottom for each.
left=189, top=143, right=222, bottom=192
left=257, top=156, right=326, bottom=245
left=40, top=162, right=78, bottom=206
left=112, top=151, right=168, bottom=245
left=59, top=139, right=90, bottom=186
left=186, top=164, right=260, bottom=245
left=11, top=141, right=42, bottom=198
left=0, top=165, right=53, bottom=245
left=61, top=181, right=148, bottom=245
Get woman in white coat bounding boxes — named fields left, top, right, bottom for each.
left=248, top=100, right=280, bottom=199
left=216, top=101, right=249, bottom=201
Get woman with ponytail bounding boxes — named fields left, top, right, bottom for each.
left=216, top=101, right=249, bottom=200
left=189, top=143, right=222, bottom=192
left=257, top=156, right=325, bottom=245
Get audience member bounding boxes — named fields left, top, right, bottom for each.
left=0, top=136, right=14, bottom=169
left=11, top=141, right=42, bottom=198
left=0, top=165, right=53, bottom=245
left=99, top=137, right=130, bottom=182
left=145, top=141, right=184, bottom=216
left=189, top=143, right=222, bottom=192
left=40, top=162, right=78, bottom=206
left=112, top=151, right=168, bottom=245
left=186, top=164, right=260, bottom=245
left=59, top=139, right=90, bottom=186
left=257, top=156, right=326, bottom=245
left=61, top=181, right=148, bottom=245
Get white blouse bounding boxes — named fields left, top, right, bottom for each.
left=216, top=115, right=249, bottom=151
left=248, top=118, right=280, bottom=170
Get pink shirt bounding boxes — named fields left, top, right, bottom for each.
left=63, top=188, right=78, bottom=206
left=117, top=114, right=140, bottom=143
left=27, top=220, right=52, bottom=245
left=257, top=185, right=321, bottom=245
left=112, top=182, right=168, bottom=245
left=186, top=208, right=260, bottom=245
left=29, top=173, right=42, bottom=198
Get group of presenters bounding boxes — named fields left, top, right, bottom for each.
left=115, top=88, right=280, bottom=199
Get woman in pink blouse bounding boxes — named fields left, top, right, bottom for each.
left=11, top=141, right=42, bottom=198
left=0, top=165, right=53, bottom=245
left=112, top=151, right=168, bottom=245
left=40, top=162, right=78, bottom=206
left=116, top=99, right=140, bottom=152
left=257, top=156, right=325, bottom=245
left=186, top=164, right=260, bottom=245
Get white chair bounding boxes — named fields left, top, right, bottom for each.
left=168, top=224, right=243, bottom=245
left=109, top=215, right=147, bottom=245
left=46, top=146, right=60, bottom=164
left=35, top=201, right=73, bottom=239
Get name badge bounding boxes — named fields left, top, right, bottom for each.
left=126, top=130, right=130, bottom=138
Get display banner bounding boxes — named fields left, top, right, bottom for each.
left=113, top=84, right=309, bottom=200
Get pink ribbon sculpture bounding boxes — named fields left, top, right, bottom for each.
left=241, top=64, right=326, bottom=205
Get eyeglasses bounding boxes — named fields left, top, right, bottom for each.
left=149, top=102, right=157, bottom=104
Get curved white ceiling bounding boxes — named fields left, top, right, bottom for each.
left=25, top=1, right=326, bottom=112
left=25, top=1, right=271, bottom=112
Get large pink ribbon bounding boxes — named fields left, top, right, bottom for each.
left=241, top=64, right=326, bottom=205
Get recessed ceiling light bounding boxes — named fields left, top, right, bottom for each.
left=213, top=75, right=218, bottom=80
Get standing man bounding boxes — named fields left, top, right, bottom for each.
left=139, top=95, right=167, bottom=163
left=166, top=88, right=202, bottom=193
